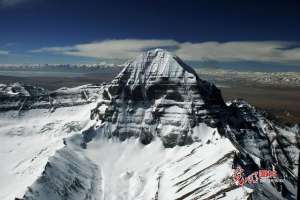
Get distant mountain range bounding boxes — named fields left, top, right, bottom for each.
left=0, top=63, right=124, bottom=72
left=1, top=62, right=299, bottom=88
left=196, top=68, right=300, bottom=88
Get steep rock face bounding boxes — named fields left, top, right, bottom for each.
left=23, top=147, right=99, bottom=200
left=226, top=101, right=299, bottom=187
left=1, top=49, right=298, bottom=200
left=91, top=49, right=226, bottom=147
left=108, top=48, right=224, bottom=105
left=86, top=49, right=299, bottom=199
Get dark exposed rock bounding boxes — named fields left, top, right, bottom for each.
left=91, top=49, right=226, bottom=147
left=0, top=83, right=102, bottom=111
left=89, top=49, right=299, bottom=199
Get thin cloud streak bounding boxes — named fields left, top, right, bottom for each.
left=31, top=39, right=300, bottom=65
left=0, top=50, right=9, bottom=55
left=31, top=39, right=179, bottom=59
left=175, top=41, right=300, bottom=63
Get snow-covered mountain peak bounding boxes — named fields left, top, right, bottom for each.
left=0, top=49, right=299, bottom=200
left=90, top=50, right=227, bottom=147
left=108, top=49, right=224, bottom=106
left=125, top=48, right=197, bottom=81
left=113, top=48, right=198, bottom=88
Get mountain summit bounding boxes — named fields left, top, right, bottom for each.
left=0, top=49, right=298, bottom=200
left=90, top=49, right=226, bottom=147
left=109, top=49, right=224, bottom=105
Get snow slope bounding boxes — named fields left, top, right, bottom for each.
left=0, top=103, right=97, bottom=200
left=0, top=49, right=298, bottom=200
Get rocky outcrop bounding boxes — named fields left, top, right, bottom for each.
left=0, top=83, right=102, bottom=112
left=88, top=49, right=299, bottom=199
left=91, top=49, right=226, bottom=147
left=3, top=49, right=298, bottom=200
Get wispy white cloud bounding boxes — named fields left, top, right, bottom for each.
left=31, top=39, right=178, bottom=59
left=175, top=41, right=300, bottom=63
left=30, top=39, right=300, bottom=64
left=0, top=50, right=9, bottom=55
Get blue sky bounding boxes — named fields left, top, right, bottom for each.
left=0, top=0, right=300, bottom=69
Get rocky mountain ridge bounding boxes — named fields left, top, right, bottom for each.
left=0, top=82, right=102, bottom=112
left=0, top=49, right=299, bottom=200
left=83, top=49, right=299, bottom=199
